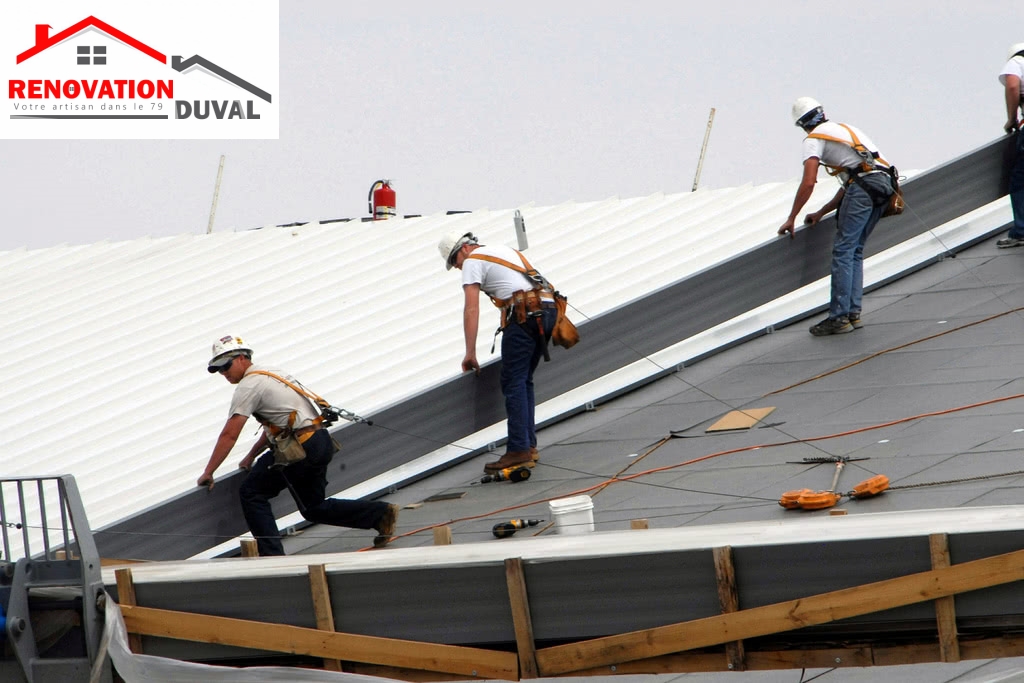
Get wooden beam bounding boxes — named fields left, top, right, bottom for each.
left=535, top=546, right=1024, bottom=676
left=308, top=564, right=342, bottom=671
left=120, top=604, right=518, bottom=680
left=240, top=539, right=258, bottom=557
left=712, top=546, right=745, bottom=671
left=433, top=526, right=453, bottom=545
left=568, top=636, right=1024, bottom=676
left=114, top=567, right=144, bottom=654
left=346, top=663, right=477, bottom=681
left=630, top=519, right=649, bottom=530
left=929, top=533, right=961, bottom=662
left=505, top=558, right=539, bottom=679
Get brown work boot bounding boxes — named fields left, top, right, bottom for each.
left=484, top=450, right=533, bottom=473
left=529, top=446, right=539, bottom=462
left=372, top=504, right=399, bottom=548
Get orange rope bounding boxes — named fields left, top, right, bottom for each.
left=358, top=392, right=1024, bottom=549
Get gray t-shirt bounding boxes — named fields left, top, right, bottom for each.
left=228, top=364, right=320, bottom=431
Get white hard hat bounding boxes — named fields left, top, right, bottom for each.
left=792, top=96, right=824, bottom=128
left=207, top=335, right=252, bottom=373
left=437, top=231, right=478, bottom=270
left=1008, top=43, right=1024, bottom=61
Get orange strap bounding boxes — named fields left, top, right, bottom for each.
left=246, top=370, right=328, bottom=434
left=807, top=122, right=890, bottom=176
left=465, top=251, right=556, bottom=308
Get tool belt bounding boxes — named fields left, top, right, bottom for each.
left=500, top=289, right=554, bottom=328
left=264, top=414, right=324, bottom=467
left=467, top=250, right=579, bottom=361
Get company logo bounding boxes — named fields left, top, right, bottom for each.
left=0, top=1, right=278, bottom=140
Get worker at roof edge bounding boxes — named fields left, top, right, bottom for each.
left=438, top=231, right=556, bottom=473
left=778, top=97, right=897, bottom=336
left=197, top=335, right=399, bottom=555
left=996, top=42, right=1024, bottom=249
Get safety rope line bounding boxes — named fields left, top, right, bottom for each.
left=562, top=300, right=844, bottom=463
left=884, top=468, right=1024, bottom=492
left=326, top=182, right=1016, bottom=489
left=764, top=306, right=1024, bottom=396
left=352, top=391, right=1024, bottom=548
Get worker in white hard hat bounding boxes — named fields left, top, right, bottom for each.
left=197, top=335, right=399, bottom=555
left=437, top=231, right=556, bottom=473
left=779, top=97, right=896, bottom=336
left=996, top=43, right=1024, bottom=248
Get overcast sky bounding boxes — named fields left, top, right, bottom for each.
left=0, top=1, right=1016, bottom=251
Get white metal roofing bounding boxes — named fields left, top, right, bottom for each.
left=0, top=178, right=858, bottom=540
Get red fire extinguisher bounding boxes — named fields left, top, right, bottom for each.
left=368, top=179, right=396, bottom=220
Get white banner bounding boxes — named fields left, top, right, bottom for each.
left=0, top=0, right=279, bottom=140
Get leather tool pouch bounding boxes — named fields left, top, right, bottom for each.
left=271, top=430, right=307, bottom=468
left=551, top=292, right=580, bottom=349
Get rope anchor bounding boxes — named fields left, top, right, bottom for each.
left=779, top=457, right=889, bottom=511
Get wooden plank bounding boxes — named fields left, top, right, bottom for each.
left=505, top=558, right=539, bottom=679
left=706, top=407, right=775, bottom=432
left=114, top=567, right=144, bottom=654
left=571, top=646, right=874, bottom=675
left=346, top=663, right=477, bottom=681
left=120, top=604, right=518, bottom=680
left=535, top=546, right=1024, bottom=676
left=712, top=546, right=745, bottom=672
left=240, top=539, right=258, bottom=557
left=100, top=557, right=147, bottom=566
left=308, top=564, right=342, bottom=672
left=569, top=638, right=1024, bottom=676
left=929, top=533, right=961, bottom=663
left=630, top=519, right=649, bottom=530
left=433, top=526, right=453, bottom=545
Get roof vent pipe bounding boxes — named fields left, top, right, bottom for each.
left=514, top=210, right=528, bottom=250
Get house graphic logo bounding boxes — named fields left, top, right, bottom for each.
left=1, top=2, right=279, bottom=140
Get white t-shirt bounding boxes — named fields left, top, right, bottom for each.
left=1000, top=56, right=1024, bottom=110
left=228, top=364, right=321, bottom=431
left=461, top=244, right=549, bottom=301
left=801, top=121, right=886, bottom=174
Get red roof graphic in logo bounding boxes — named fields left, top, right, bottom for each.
left=17, top=16, right=166, bottom=65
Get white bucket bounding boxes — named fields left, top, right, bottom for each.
left=548, top=495, right=595, bottom=535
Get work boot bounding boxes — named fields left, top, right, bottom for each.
left=809, top=316, right=853, bottom=336
left=997, top=235, right=1024, bottom=248
left=529, top=446, right=540, bottom=462
left=372, top=504, right=400, bottom=548
left=483, top=450, right=533, bottom=473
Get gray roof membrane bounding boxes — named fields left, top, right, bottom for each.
left=243, top=211, right=1024, bottom=682
left=97, top=137, right=1024, bottom=680
left=91, top=137, right=1017, bottom=562
left=292, top=235, right=1024, bottom=555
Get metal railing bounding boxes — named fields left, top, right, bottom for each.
left=0, top=475, right=108, bottom=683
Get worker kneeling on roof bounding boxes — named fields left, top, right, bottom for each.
left=778, top=97, right=898, bottom=337
left=197, top=335, right=399, bottom=555
left=439, top=232, right=556, bottom=473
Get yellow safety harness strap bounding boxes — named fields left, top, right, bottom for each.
left=246, top=370, right=327, bottom=440
left=466, top=250, right=559, bottom=361
left=807, top=122, right=891, bottom=176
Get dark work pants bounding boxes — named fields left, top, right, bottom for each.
left=1009, top=130, right=1024, bottom=239
left=239, top=429, right=390, bottom=556
left=500, top=306, right=556, bottom=453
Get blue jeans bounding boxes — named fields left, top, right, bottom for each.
left=239, top=429, right=390, bottom=556
left=829, top=175, right=889, bottom=320
left=500, top=307, right=556, bottom=453
left=1009, top=130, right=1024, bottom=239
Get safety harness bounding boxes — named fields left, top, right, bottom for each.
left=807, top=122, right=898, bottom=208
left=466, top=250, right=556, bottom=361
left=247, top=370, right=329, bottom=444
